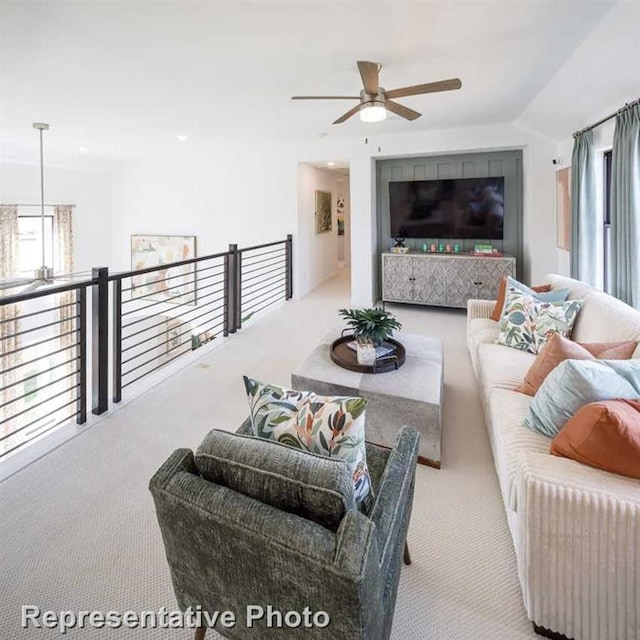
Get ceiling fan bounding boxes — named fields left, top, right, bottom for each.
left=291, top=61, right=462, bottom=124
left=0, top=123, right=69, bottom=294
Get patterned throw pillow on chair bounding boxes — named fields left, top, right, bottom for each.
left=243, top=376, right=373, bottom=511
left=497, top=287, right=583, bottom=354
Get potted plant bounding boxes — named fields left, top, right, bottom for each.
left=338, top=307, right=402, bottom=365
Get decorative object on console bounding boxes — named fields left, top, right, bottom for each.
left=491, top=275, right=566, bottom=321
left=131, top=235, right=196, bottom=305
left=497, top=287, right=582, bottom=354
left=314, top=190, right=332, bottom=234
left=338, top=307, right=402, bottom=366
left=516, top=333, right=638, bottom=396
left=550, top=399, right=640, bottom=479
left=525, top=359, right=640, bottom=437
left=242, top=376, right=373, bottom=511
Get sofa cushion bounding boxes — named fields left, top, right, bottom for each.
left=497, top=287, right=583, bottom=354
left=525, top=359, right=640, bottom=437
left=477, top=343, right=536, bottom=395
left=243, top=376, right=373, bottom=511
left=195, top=429, right=356, bottom=531
left=491, top=276, right=555, bottom=321
left=516, top=333, right=638, bottom=396
left=550, top=399, right=640, bottom=479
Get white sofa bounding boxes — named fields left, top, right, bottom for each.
left=467, top=274, right=640, bottom=640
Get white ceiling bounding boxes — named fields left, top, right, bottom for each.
left=0, top=1, right=616, bottom=166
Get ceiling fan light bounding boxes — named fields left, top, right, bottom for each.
left=359, top=103, right=387, bottom=123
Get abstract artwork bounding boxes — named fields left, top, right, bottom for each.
left=131, top=235, right=197, bottom=304
left=315, top=190, right=332, bottom=234
left=556, top=168, right=571, bottom=251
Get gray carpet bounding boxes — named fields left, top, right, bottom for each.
left=0, top=270, right=538, bottom=639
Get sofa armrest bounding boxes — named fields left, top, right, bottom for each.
left=467, top=298, right=496, bottom=321
left=368, top=426, right=419, bottom=571
left=515, top=451, right=640, bottom=639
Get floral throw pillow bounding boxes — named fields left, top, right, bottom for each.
left=243, top=376, right=373, bottom=511
left=497, top=288, right=583, bottom=354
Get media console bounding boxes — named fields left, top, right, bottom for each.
left=381, top=252, right=516, bottom=309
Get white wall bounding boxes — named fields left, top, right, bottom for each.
left=0, top=162, right=114, bottom=274
left=296, top=164, right=340, bottom=297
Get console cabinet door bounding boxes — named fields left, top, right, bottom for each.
left=382, top=255, right=413, bottom=302
left=443, top=259, right=480, bottom=308
left=474, top=259, right=516, bottom=300
left=412, top=257, right=446, bottom=305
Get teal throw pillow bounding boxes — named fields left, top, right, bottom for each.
left=525, top=359, right=640, bottom=437
left=243, top=376, right=374, bottom=512
left=507, top=276, right=570, bottom=304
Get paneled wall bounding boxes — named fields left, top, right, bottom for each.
left=376, top=150, right=524, bottom=294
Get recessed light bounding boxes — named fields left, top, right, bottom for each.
left=78, top=147, right=88, bottom=153
left=176, top=135, right=188, bottom=142
left=327, top=161, right=336, bottom=167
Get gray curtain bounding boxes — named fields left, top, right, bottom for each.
left=610, top=103, right=640, bottom=307
left=570, top=130, right=598, bottom=285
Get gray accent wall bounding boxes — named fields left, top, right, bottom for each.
left=376, top=150, right=524, bottom=295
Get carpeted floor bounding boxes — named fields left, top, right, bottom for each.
left=0, top=270, right=538, bottom=639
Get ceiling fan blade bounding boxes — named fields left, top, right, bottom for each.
left=385, top=100, right=421, bottom=121
left=385, top=78, right=462, bottom=99
left=357, top=61, right=380, bottom=95
left=291, top=96, right=360, bottom=100
left=332, top=104, right=362, bottom=125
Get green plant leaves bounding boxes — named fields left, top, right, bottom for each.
left=338, top=307, right=402, bottom=345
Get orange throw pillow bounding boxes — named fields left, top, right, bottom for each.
left=515, top=333, right=637, bottom=396
left=550, top=399, right=640, bottom=479
left=491, top=276, right=552, bottom=322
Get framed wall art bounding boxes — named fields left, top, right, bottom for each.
left=337, top=196, right=345, bottom=236
left=315, top=190, right=332, bottom=234
left=131, top=235, right=197, bottom=305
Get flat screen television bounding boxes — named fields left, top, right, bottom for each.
left=389, top=177, right=505, bottom=240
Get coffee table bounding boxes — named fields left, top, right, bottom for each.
left=291, top=330, right=444, bottom=468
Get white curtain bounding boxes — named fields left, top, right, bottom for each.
left=0, top=205, right=21, bottom=442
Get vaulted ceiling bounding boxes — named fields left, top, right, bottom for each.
left=0, top=1, right=618, bottom=166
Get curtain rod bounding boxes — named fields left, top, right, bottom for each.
left=1, top=203, right=75, bottom=207
left=573, top=97, right=640, bottom=138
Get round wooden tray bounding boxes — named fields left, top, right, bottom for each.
left=330, top=335, right=406, bottom=374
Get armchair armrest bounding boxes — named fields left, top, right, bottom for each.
left=368, top=426, right=419, bottom=571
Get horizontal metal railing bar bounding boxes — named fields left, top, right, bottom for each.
left=241, top=266, right=286, bottom=285
left=240, top=246, right=286, bottom=262
left=192, top=319, right=224, bottom=341
left=242, top=291, right=286, bottom=318
left=242, top=289, right=286, bottom=316
left=0, top=344, right=78, bottom=376
left=0, top=314, right=80, bottom=341
left=119, top=263, right=225, bottom=296
left=121, top=277, right=224, bottom=317
left=241, top=278, right=286, bottom=307
left=238, top=239, right=286, bottom=253
left=0, top=330, right=78, bottom=359
left=0, top=279, right=95, bottom=305
left=0, top=301, right=76, bottom=325
left=121, top=287, right=224, bottom=333
left=123, top=309, right=225, bottom=377
left=121, top=268, right=224, bottom=301
left=0, top=410, right=78, bottom=459
left=241, top=269, right=286, bottom=293
left=0, top=369, right=79, bottom=410
left=121, top=349, right=191, bottom=389
left=0, top=355, right=79, bottom=393
left=110, top=250, right=229, bottom=281
left=241, top=259, right=286, bottom=278
left=122, top=306, right=225, bottom=356
left=0, top=397, right=79, bottom=446
left=240, top=253, right=285, bottom=271
left=0, top=384, right=80, bottom=432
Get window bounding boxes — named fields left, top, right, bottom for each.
left=17, top=207, right=54, bottom=275
left=603, top=150, right=612, bottom=292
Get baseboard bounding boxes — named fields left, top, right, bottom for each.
left=533, top=623, right=574, bottom=640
